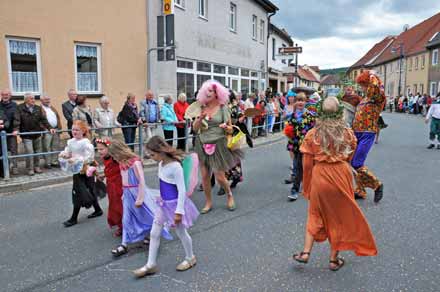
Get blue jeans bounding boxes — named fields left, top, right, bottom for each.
left=122, top=126, right=137, bottom=150
left=291, top=151, right=303, bottom=192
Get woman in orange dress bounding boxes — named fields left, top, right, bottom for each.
left=292, top=96, right=377, bottom=271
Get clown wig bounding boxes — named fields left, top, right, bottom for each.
left=356, top=70, right=381, bottom=87
left=196, top=80, right=229, bottom=105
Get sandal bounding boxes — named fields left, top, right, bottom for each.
left=111, top=244, right=128, bottom=257
left=293, top=251, right=310, bottom=264
left=329, top=257, right=345, bottom=271
left=200, top=206, right=212, bottom=214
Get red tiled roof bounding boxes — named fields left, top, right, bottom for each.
left=320, top=74, right=340, bottom=85
left=373, top=12, right=440, bottom=65
left=350, top=36, right=395, bottom=69
left=297, top=67, right=319, bottom=83
left=309, top=66, right=320, bottom=72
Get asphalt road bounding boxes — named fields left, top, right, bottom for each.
left=1, top=112, right=439, bottom=292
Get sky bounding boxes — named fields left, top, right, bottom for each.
left=270, top=0, right=440, bottom=69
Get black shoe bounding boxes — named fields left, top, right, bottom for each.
left=354, top=193, right=365, bottom=200
left=87, top=210, right=103, bottom=219
left=374, top=184, right=384, bottom=203
left=230, top=179, right=240, bottom=189
left=63, top=219, right=77, bottom=227
left=284, top=177, right=294, bottom=184
left=427, top=144, right=435, bottom=149
left=216, top=188, right=226, bottom=196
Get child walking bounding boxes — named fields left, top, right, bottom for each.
left=95, top=138, right=123, bottom=237
left=283, top=93, right=316, bottom=201
left=59, top=120, right=103, bottom=227
left=108, top=140, right=171, bottom=257
left=425, top=93, right=440, bottom=149
left=133, top=136, right=199, bottom=277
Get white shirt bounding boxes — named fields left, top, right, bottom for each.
left=427, top=103, right=440, bottom=119
left=42, top=105, right=58, bottom=128
left=244, top=99, right=255, bottom=110
left=61, top=138, right=95, bottom=163
left=158, top=161, right=186, bottom=215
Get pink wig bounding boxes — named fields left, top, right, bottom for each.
left=196, top=80, right=229, bottom=105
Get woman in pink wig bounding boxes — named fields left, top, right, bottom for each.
left=193, top=80, right=243, bottom=213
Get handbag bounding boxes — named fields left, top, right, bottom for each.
left=227, top=125, right=245, bottom=150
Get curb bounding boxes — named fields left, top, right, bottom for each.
left=0, top=134, right=285, bottom=195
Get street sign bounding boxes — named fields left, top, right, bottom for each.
left=279, top=46, right=303, bottom=54
left=163, top=0, right=174, bottom=15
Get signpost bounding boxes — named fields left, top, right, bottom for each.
left=278, top=46, right=303, bottom=87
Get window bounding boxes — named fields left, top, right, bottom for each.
left=75, top=44, right=101, bottom=93
left=197, top=74, right=210, bottom=88
left=197, top=61, right=211, bottom=72
left=228, top=66, right=239, bottom=75
left=259, top=20, right=265, bottom=43
left=214, top=64, right=226, bottom=74
left=415, top=56, right=418, bottom=70
left=251, top=71, right=258, bottom=77
left=175, top=0, right=185, bottom=8
left=213, top=76, right=226, bottom=86
left=433, top=49, right=439, bottom=65
left=177, top=60, right=193, bottom=69
left=282, top=44, right=287, bottom=64
left=6, top=38, right=42, bottom=95
left=272, top=38, right=276, bottom=60
left=241, top=78, right=249, bottom=96
left=198, top=0, right=207, bottom=18
left=241, top=69, right=250, bottom=77
left=251, top=80, right=258, bottom=92
left=229, top=3, right=237, bottom=32
left=252, top=15, right=257, bottom=39
left=408, top=58, right=413, bottom=71
left=177, top=72, right=194, bottom=100
left=430, top=82, right=437, bottom=97
left=413, top=84, right=417, bottom=94
left=422, top=55, right=425, bottom=68
left=420, top=84, right=424, bottom=95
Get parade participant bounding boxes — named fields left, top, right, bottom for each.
left=425, top=93, right=440, bottom=149
left=108, top=139, right=171, bottom=257
left=340, top=86, right=362, bottom=127
left=133, top=136, right=199, bottom=277
left=284, top=90, right=297, bottom=164
left=59, top=121, right=103, bottom=227
left=95, top=138, right=123, bottom=237
left=292, top=97, right=377, bottom=271
left=351, top=71, right=386, bottom=202
left=192, top=80, right=242, bottom=213
left=283, top=93, right=316, bottom=199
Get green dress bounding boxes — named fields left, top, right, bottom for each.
left=194, top=106, right=243, bottom=172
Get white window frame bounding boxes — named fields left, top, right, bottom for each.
left=74, top=42, right=102, bottom=94
left=259, top=19, right=265, bottom=43
left=229, top=3, right=237, bottom=32
left=252, top=15, right=257, bottom=40
left=175, top=0, right=185, bottom=9
left=198, top=0, right=207, bottom=19
left=433, top=49, right=439, bottom=66
left=6, top=37, right=43, bottom=96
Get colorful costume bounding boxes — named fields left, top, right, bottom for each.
left=351, top=71, right=386, bottom=200
left=103, top=155, right=123, bottom=231
left=300, top=128, right=377, bottom=256
left=284, top=109, right=316, bottom=198
left=121, top=158, right=172, bottom=244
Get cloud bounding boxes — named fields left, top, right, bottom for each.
left=269, top=0, right=440, bottom=68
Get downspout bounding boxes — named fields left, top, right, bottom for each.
left=266, top=11, right=276, bottom=93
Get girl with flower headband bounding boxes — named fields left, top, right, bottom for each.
left=133, top=136, right=199, bottom=277
left=192, top=80, right=243, bottom=213
left=292, top=96, right=377, bottom=271
left=108, top=140, right=171, bottom=257
left=59, top=120, right=103, bottom=227
left=92, top=138, right=124, bottom=238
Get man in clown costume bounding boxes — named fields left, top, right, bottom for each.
left=351, top=70, right=386, bottom=203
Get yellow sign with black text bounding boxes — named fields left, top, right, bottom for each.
left=163, top=0, right=174, bottom=15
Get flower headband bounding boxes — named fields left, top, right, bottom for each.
left=95, top=138, right=111, bottom=146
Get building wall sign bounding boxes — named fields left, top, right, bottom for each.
left=197, top=32, right=251, bottom=59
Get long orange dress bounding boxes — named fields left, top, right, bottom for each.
left=300, top=128, right=377, bottom=256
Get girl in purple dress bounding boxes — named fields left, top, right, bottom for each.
left=108, top=140, right=171, bottom=257
left=133, top=136, right=199, bottom=278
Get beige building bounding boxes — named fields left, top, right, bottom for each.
left=0, top=0, right=148, bottom=127
left=405, top=52, right=429, bottom=95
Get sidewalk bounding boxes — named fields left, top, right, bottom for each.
left=0, top=133, right=284, bottom=194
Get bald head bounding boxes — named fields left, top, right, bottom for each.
left=145, top=90, right=154, bottom=101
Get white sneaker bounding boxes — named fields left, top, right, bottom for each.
left=176, top=256, right=197, bottom=271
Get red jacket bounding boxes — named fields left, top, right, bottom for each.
left=174, top=101, right=189, bottom=128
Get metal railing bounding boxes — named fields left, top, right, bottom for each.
left=0, top=112, right=288, bottom=180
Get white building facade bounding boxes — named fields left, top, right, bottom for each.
left=147, top=0, right=278, bottom=101
left=267, top=23, right=293, bottom=94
